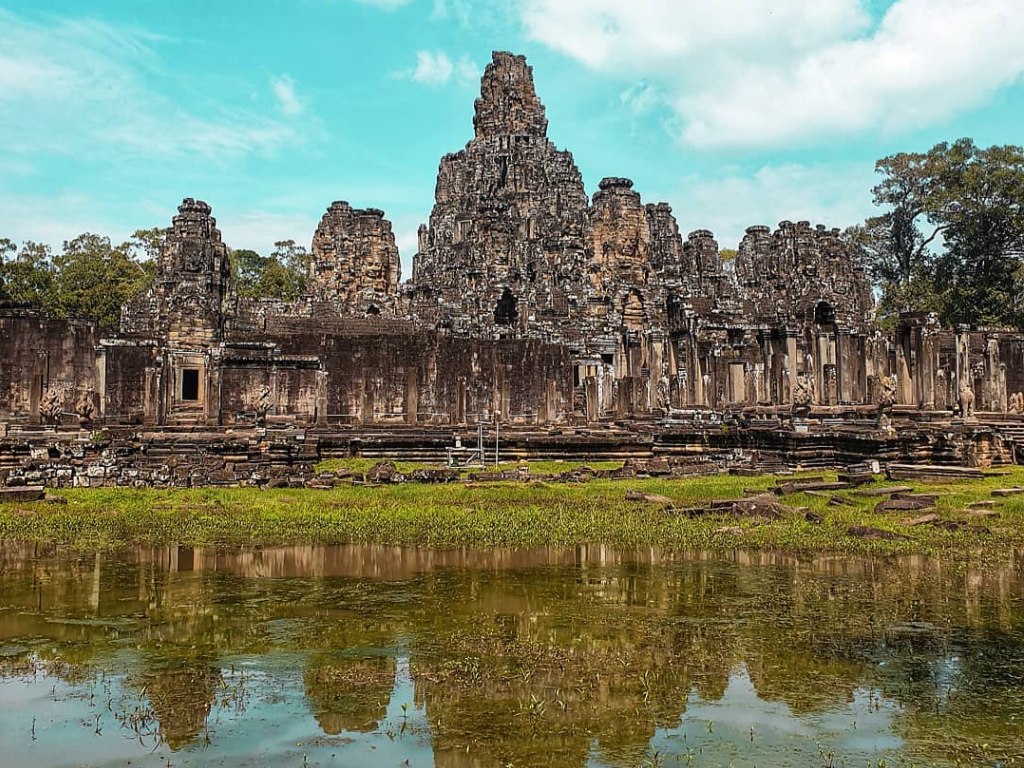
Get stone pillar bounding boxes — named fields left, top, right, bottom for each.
left=30, top=351, right=47, bottom=424
left=544, top=379, right=557, bottom=424
left=501, top=364, right=511, bottom=421
left=784, top=333, right=798, bottom=404
left=984, top=336, right=1002, bottom=411
left=920, top=323, right=939, bottom=409
left=456, top=376, right=467, bottom=424
left=955, top=326, right=971, bottom=402
left=692, top=348, right=704, bottom=407
left=205, top=350, right=222, bottom=426
left=834, top=329, right=845, bottom=404
left=896, top=324, right=914, bottom=405
left=404, top=367, right=418, bottom=425
left=584, top=377, right=599, bottom=423
left=728, top=361, right=745, bottom=405
left=143, top=366, right=158, bottom=425
left=998, top=362, right=1008, bottom=412
left=316, top=369, right=329, bottom=426
left=94, top=346, right=107, bottom=420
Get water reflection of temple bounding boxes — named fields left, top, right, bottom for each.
left=1, top=544, right=1022, bottom=764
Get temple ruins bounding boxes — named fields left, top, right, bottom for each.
left=2, top=52, right=1024, bottom=485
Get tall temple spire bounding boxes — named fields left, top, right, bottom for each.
left=472, top=51, right=548, bottom=140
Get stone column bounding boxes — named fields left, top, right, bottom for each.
left=998, top=362, right=1008, bottom=412
left=834, top=328, right=845, bottom=404
left=205, top=349, right=222, bottom=426
left=544, top=379, right=557, bottom=424
left=896, top=324, right=914, bottom=405
left=784, top=333, right=798, bottom=404
left=984, top=336, right=1002, bottom=411
left=30, top=351, right=47, bottom=424
left=955, top=326, right=971, bottom=403
left=316, top=369, right=330, bottom=426
left=94, top=346, right=108, bottom=420
left=920, top=320, right=939, bottom=409
left=404, top=367, right=417, bottom=425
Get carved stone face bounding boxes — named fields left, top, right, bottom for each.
left=181, top=242, right=205, bottom=272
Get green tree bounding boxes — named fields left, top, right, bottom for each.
left=231, top=240, right=309, bottom=301
left=859, top=138, right=1024, bottom=328
left=122, top=227, right=164, bottom=289
left=932, top=141, right=1024, bottom=328
left=271, top=239, right=310, bottom=299
left=232, top=248, right=272, bottom=298
left=52, top=234, right=152, bottom=332
left=0, top=239, right=56, bottom=309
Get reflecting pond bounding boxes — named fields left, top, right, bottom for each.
left=1, top=543, right=1023, bottom=767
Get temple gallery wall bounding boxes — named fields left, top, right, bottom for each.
left=2, top=51, right=1024, bottom=476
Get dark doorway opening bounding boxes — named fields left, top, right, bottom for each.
left=814, top=301, right=836, bottom=326
left=494, top=287, right=518, bottom=326
left=181, top=369, right=200, bottom=401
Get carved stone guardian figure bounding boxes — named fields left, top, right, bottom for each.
left=959, top=381, right=976, bottom=421
left=877, top=374, right=898, bottom=431
left=39, top=387, right=63, bottom=425
left=791, top=374, right=813, bottom=416
left=75, top=388, right=97, bottom=426
left=255, top=385, right=273, bottom=426
left=1008, top=391, right=1024, bottom=414
left=656, top=375, right=671, bottom=413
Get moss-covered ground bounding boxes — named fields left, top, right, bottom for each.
left=1, top=461, right=1023, bottom=556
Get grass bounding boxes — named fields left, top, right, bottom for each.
left=313, top=457, right=626, bottom=476
left=2, top=465, right=1023, bottom=557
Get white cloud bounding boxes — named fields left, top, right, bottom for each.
left=271, top=74, right=305, bottom=116
left=0, top=10, right=304, bottom=162
left=412, top=50, right=455, bottom=85
left=518, top=0, right=1024, bottom=149
left=407, top=50, right=478, bottom=86
left=674, top=162, right=878, bottom=248
left=521, top=0, right=868, bottom=70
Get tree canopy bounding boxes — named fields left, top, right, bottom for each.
left=232, top=240, right=309, bottom=301
left=1, top=231, right=156, bottom=332
left=849, top=138, right=1024, bottom=329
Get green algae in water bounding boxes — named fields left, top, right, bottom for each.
left=1, top=544, right=1023, bottom=767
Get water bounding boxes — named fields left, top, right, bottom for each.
left=1, top=543, right=1023, bottom=767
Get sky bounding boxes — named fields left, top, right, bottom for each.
left=2, top=0, right=1024, bottom=278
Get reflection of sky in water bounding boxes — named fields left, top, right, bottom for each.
left=2, top=652, right=434, bottom=768
left=3, top=654, right=908, bottom=768
left=589, top=664, right=902, bottom=767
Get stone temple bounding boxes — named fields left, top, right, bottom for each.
left=2, top=52, right=1024, bottom=485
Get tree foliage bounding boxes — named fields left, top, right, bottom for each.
left=232, top=240, right=308, bottom=301
left=53, top=234, right=154, bottom=332
left=1, top=230, right=156, bottom=332
left=853, top=138, right=1024, bottom=329
left=0, top=239, right=56, bottom=309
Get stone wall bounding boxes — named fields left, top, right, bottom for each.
left=0, top=307, right=99, bottom=423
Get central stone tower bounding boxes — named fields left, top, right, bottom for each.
left=409, top=51, right=590, bottom=339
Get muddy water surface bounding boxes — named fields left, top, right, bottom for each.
left=1, top=544, right=1023, bottom=767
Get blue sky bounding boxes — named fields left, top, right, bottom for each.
left=2, top=0, right=1024, bottom=277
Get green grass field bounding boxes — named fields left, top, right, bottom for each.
left=2, top=463, right=1023, bottom=556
